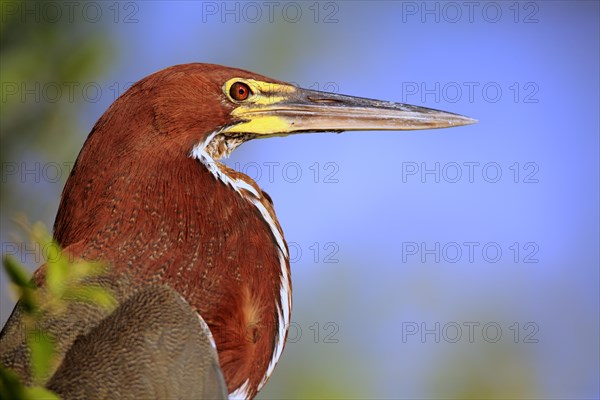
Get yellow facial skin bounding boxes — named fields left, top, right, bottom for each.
left=222, top=77, right=477, bottom=136
left=223, top=78, right=297, bottom=106
left=222, top=78, right=298, bottom=135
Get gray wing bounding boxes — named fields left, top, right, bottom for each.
left=0, top=275, right=227, bottom=399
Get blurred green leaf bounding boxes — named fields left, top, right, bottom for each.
left=2, top=254, right=33, bottom=288
left=28, top=330, right=55, bottom=384
left=0, top=360, right=60, bottom=400
left=0, top=364, right=26, bottom=399
left=3, top=220, right=115, bottom=394
left=23, top=386, right=61, bottom=400
left=3, top=255, right=36, bottom=313
left=63, top=285, right=116, bottom=310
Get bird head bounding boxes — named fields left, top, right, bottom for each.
left=87, top=63, right=475, bottom=165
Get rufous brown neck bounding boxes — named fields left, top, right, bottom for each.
left=53, top=65, right=292, bottom=398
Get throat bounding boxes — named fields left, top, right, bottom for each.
left=191, top=131, right=288, bottom=258
left=203, top=131, right=256, bottom=160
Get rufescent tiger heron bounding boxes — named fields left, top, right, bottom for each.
left=0, top=63, right=476, bottom=399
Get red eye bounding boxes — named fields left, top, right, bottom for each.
left=230, top=82, right=251, bottom=101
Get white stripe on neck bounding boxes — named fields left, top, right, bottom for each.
left=191, top=132, right=291, bottom=398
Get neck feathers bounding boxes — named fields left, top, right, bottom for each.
left=54, top=128, right=291, bottom=398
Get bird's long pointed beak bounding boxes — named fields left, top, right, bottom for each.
left=223, top=80, right=477, bottom=136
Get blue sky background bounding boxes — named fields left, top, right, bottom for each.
left=1, top=1, right=598, bottom=399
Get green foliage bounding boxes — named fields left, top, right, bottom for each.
left=1, top=3, right=115, bottom=395
left=22, top=386, right=61, bottom=400
left=11, top=218, right=117, bottom=319
left=3, top=255, right=36, bottom=314
left=27, top=334, right=55, bottom=388
left=0, top=364, right=25, bottom=399
left=0, top=365, right=60, bottom=400
left=0, top=219, right=116, bottom=398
